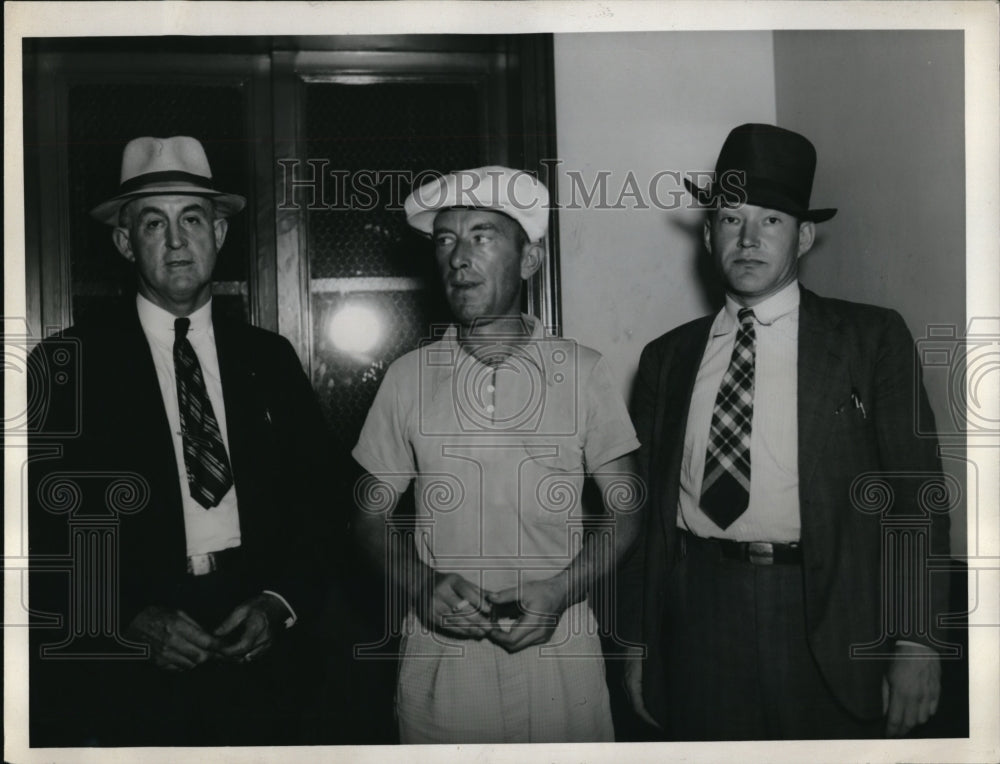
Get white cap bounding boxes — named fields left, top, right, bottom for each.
left=404, top=166, right=549, bottom=243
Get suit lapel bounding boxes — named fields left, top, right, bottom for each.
left=797, top=287, right=846, bottom=488
left=654, top=294, right=843, bottom=530
left=121, top=305, right=182, bottom=490
left=655, top=317, right=713, bottom=543
left=211, top=315, right=261, bottom=524
left=116, top=303, right=187, bottom=565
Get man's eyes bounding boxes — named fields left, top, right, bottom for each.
left=719, top=215, right=784, bottom=225
left=434, top=234, right=492, bottom=246
left=142, top=215, right=206, bottom=230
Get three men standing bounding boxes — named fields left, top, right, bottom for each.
left=29, top=127, right=953, bottom=747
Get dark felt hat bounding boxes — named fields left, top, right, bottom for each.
left=684, top=123, right=837, bottom=223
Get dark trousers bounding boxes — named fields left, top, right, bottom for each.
left=31, top=560, right=317, bottom=747
left=662, top=534, right=883, bottom=741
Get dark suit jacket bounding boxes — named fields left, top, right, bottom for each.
left=28, top=298, right=333, bottom=643
left=621, top=286, right=951, bottom=724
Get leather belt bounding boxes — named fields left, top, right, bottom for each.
left=186, top=546, right=244, bottom=576
left=679, top=529, right=802, bottom=566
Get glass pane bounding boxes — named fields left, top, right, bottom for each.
left=312, top=288, right=451, bottom=453
left=304, top=80, right=484, bottom=449
left=304, top=81, right=481, bottom=278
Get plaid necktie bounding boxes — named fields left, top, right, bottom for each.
left=174, top=317, right=233, bottom=509
left=700, top=308, right=756, bottom=529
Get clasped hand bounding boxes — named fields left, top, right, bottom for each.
left=126, top=594, right=288, bottom=671
left=417, top=572, right=568, bottom=654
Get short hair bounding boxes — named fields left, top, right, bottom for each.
left=491, top=209, right=530, bottom=250
left=513, top=221, right=530, bottom=251
left=117, top=201, right=133, bottom=228
left=117, top=195, right=218, bottom=228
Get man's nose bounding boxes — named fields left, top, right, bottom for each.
left=166, top=220, right=186, bottom=249
left=738, top=222, right=760, bottom=248
left=449, top=238, right=471, bottom=269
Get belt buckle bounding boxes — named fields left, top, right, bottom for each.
left=747, top=542, right=774, bottom=566
left=187, top=552, right=216, bottom=576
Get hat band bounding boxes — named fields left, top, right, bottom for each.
left=701, top=174, right=809, bottom=215
left=118, top=170, right=217, bottom=196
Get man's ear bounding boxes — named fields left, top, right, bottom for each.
left=112, top=226, right=134, bottom=262
left=702, top=217, right=713, bottom=255
left=797, top=220, right=816, bottom=257
left=213, top=217, right=229, bottom=251
left=519, top=241, right=544, bottom=280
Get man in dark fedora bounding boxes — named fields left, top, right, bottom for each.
left=620, top=123, right=951, bottom=739
left=28, top=136, right=331, bottom=746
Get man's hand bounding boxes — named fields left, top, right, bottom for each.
left=486, top=577, right=568, bottom=654
left=214, top=593, right=290, bottom=664
left=623, top=654, right=662, bottom=729
left=126, top=606, right=222, bottom=671
left=883, top=642, right=941, bottom=737
left=416, top=571, right=493, bottom=639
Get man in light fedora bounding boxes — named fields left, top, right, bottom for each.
left=620, top=124, right=951, bottom=739
left=28, top=136, right=331, bottom=746
left=352, top=166, right=642, bottom=742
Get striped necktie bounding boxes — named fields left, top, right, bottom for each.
left=174, top=317, right=233, bottom=509
left=700, top=307, right=756, bottom=529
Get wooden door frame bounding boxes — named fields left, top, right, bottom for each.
left=272, top=45, right=519, bottom=366
left=23, top=48, right=272, bottom=336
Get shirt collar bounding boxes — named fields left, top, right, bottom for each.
left=440, top=314, right=553, bottom=381
left=136, top=293, right=214, bottom=344
left=712, top=281, right=800, bottom=336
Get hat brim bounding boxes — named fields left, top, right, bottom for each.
left=683, top=178, right=836, bottom=223
left=90, top=184, right=246, bottom=226
left=407, top=205, right=545, bottom=243
left=407, top=208, right=436, bottom=237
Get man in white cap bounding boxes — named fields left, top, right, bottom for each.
left=351, top=166, right=642, bottom=743
left=29, top=136, right=331, bottom=745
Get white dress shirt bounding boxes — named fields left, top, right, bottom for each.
left=136, top=294, right=242, bottom=556
left=678, top=281, right=801, bottom=542
left=136, top=295, right=296, bottom=627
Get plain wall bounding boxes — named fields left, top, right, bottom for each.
left=554, top=30, right=966, bottom=555
left=553, top=31, right=777, bottom=392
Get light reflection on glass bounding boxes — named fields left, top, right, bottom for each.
left=328, top=302, right=383, bottom=358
